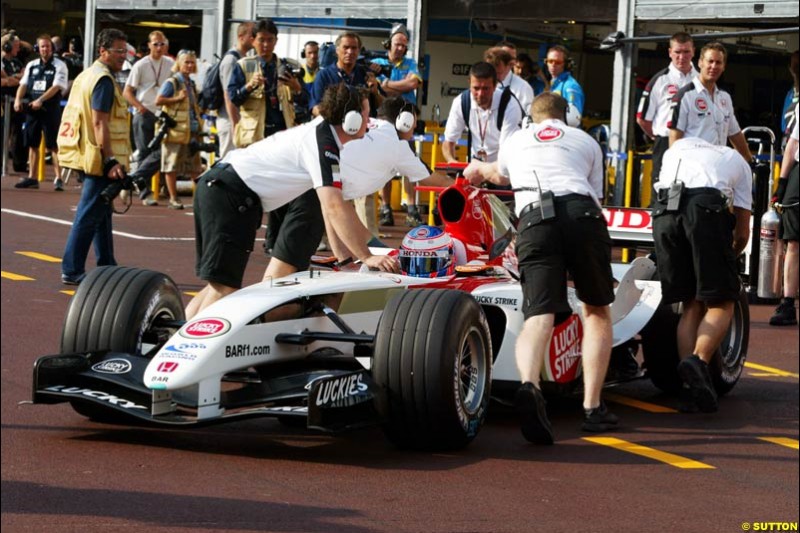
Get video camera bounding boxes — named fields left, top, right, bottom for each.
left=357, top=50, right=392, bottom=78
left=146, top=110, right=178, bottom=152
left=278, top=61, right=305, bottom=81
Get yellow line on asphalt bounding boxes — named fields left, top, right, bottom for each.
left=583, top=437, right=716, bottom=469
left=1, top=271, right=35, bottom=281
left=603, top=392, right=678, bottom=413
left=15, top=251, right=61, bottom=263
left=60, top=290, right=75, bottom=296
left=758, top=437, right=799, bottom=450
left=745, top=362, right=799, bottom=378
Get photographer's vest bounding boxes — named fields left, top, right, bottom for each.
left=57, top=60, right=130, bottom=175
left=160, top=74, right=203, bottom=145
left=234, top=55, right=295, bottom=148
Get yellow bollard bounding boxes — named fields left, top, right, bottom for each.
left=428, top=132, right=440, bottom=225
left=390, top=177, right=402, bottom=210
left=151, top=172, right=161, bottom=201
left=621, top=149, right=635, bottom=264
left=37, top=136, right=46, bottom=182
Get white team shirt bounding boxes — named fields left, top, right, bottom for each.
left=500, top=70, right=534, bottom=119
left=20, top=56, right=68, bottom=94
left=497, top=118, right=605, bottom=216
left=223, top=117, right=343, bottom=212
left=339, top=118, right=430, bottom=200
left=443, top=88, right=522, bottom=162
left=668, top=77, right=741, bottom=145
left=637, top=62, right=697, bottom=137
left=125, top=55, right=175, bottom=113
left=656, top=137, right=752, bottom=210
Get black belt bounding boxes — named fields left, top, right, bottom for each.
left=518, top=193, right=588, bottom=218
left=655, top=186, right=723, bottom=200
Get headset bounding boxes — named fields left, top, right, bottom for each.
left=2, top=31, right=17, bottom=53
left=300, top=40, right=318, bottom=60
left=383, top=23, right=409, bottom=51
left=342, top=86, right=363, bottom=135
left=395, top=102, right=415, bottom=133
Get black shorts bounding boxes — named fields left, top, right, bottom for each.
left=653, top=188, right=740, bottom=304
left=23, top=108, right=61, bottom=150
left=515, top=194, right=614, bottom=320
left=651, top=135, right=670, bottom=182
left=193, top=164, right=263, bottom=289
left=780, top=164, right=799, bottom=242
left=269, top=188, right=325, bottom=271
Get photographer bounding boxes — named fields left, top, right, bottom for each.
left=154, top=50, right=203, bottom=209
left=58, top=28, right=131, bottom=285
left=13, top=34, right=68, bottom=190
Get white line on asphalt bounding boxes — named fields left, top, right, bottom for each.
left=1, top=208, right=195, bottom=241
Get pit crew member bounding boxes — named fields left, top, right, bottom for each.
left=668, top=42, right=752, bottom=162
left=770, top=103, right=799, bottom=326
left=546, top=45, right=584, bottom=127
left=653, top=137, right=752, bottom=412
left=13, top=34, right=68, bottom=190
left=636, top=32, right=697, bottom=183
left=464, top=92, right=617, bottom=443
left=186, top=84, right=398, bottom=319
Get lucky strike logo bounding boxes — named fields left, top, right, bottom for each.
left=548, top=314, right=583, bottom=383
left=180, top=318, right=231, bottom=339
left=695, top=98, right=708, bottom=112
left=666, top=84, right=678, bottom=96
left=535, top=126, right=564, bottom=142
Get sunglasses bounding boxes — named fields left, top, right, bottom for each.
left=546, top=59, right=564, bottom=65
left=151, top=42, right=167, bottom=47
left=178, top=49, right=196, bottom=56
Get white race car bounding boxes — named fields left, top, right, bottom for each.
left=32, top=176, right=749, bottom=450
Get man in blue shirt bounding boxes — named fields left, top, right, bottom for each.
left=546, top=45, right=584, bottom=127
left=780, top=50, right=798, bottom=149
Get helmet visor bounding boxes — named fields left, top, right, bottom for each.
left=399, top=250, right=452, bottom=277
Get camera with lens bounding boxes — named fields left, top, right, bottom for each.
left=189, top=136, right=218, bottom=156
left=278, top=61, right=305, bottom=81
left=146, top=109, right=178, bottom=152
left=99, top=168, right=149, bottom=204
left=358, top=50, right=392, bottom=78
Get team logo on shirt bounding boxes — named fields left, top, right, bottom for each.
left=666, top=84, right=678, bottom=96
left=695, top=98, right=708, bottom=112
left=535, top=126, right=564, bottom=142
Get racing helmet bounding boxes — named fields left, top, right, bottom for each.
left=399, top=225, right=455, bottom=278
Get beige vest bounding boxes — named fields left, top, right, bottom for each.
left=160, top=74, right=203, bottom=145
left=57, top=60, right=130, bottom=175
left=233, top=55, right=296, bottom=148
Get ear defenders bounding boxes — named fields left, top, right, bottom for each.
left=342, top=87, right=363, bottom=135
left=395, top=103, right=415, bottom=133
left=2, top=31, right=16, bottom=53
left=300, top=40, right=318, bottom=59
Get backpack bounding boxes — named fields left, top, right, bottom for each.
left=320, top=42, right=337, bottom=69
left=460, top=86, right=513, bottom=160
left=199, top=49, right=241, bottom=111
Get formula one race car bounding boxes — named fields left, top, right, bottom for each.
left=32, top=173, right=749, bottom=450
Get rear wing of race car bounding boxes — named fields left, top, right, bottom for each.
left=603, top=207, right=654, bottom=248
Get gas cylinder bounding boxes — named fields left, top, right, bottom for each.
left=758, top=208, right=784, bottom=298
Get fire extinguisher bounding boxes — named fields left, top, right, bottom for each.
left=758, top=206, right=784, bottom=298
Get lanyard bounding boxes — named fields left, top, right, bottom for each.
left=150, top=58, right=164, bottom=87
left=475, top=108, right=492, bottom=148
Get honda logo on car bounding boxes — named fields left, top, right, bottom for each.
left=535, top=126, right=563, bottom=142
left=180, top=318, right=231, bottom=338
left=91, top=358, right=132, bottom=374
left=315, top=373, right=368, bottom=406
left=157, top=361, right=179, bottom=373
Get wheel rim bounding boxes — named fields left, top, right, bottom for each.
left=139, top=307, right=180, bottom=357
left=718, top=300, right=745, bottom=375
left=458, top=326, right=488, bottom=415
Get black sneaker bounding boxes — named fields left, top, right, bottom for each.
left=406, top=206, right=423, bottom=227
left=53, top=178, right=64, bottom=191
left=61, top=272, right=86, bottom=286
left=677, top=355, right=718, bottom=413
left=582, top=400, right=619, bottom=432
left=379, top=205, right=394, bottom=226
left=769, top=301, right=797, bottom=326
left=14, top=177, right=39, bottom=189
left=678, top=384, right=699, bottom=413
left=515, top=382, right=554, bottom=445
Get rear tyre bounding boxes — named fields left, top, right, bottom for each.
left=60, top=266, right=185, bottom=421
left=373, top=289, right=492, bottom=450
left=710, top=289, right=749, bottom=396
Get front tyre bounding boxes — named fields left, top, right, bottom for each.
left=373, top=289, right=492, bottom=450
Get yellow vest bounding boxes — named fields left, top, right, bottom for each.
left=160, top=74, right=203, bottom=145
left=57, top=60, right=131, bottom=175
left=233, top=55, right=296, bottom=148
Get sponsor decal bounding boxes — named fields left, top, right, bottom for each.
left=159, top=344, right=199, bottom=361
left=314, top=373, right=369, bottom=406
left=180, top=318, right=231, bottom=339
left=474, top=295, right=518, bottom=306
left=44, top=385, right=147, bottom=410
left=377, top=274, right=403, bottom=283
left=411, top=226, right=431, bottom=238
left=150, top=376, right=169, bottom=384
left=91, top=358, right=132, bottom=375
left=472, top=198, right=483, bottom=220
left=157, top=361, right=179, bottom=373
left=666, top=84, right=678, bottom=96
left=603, top=208, right=653, bottom=233
left=695, top=97, right=708, bottom=112
left=399, top=250, right=438, bottom=257
left=549, top=315, right=583, bottom=382
left=225, top=344, right=271, bottom=358
left=535, top=126, right=564, bottom=142
left=324, top=150, right=340, bottom=163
